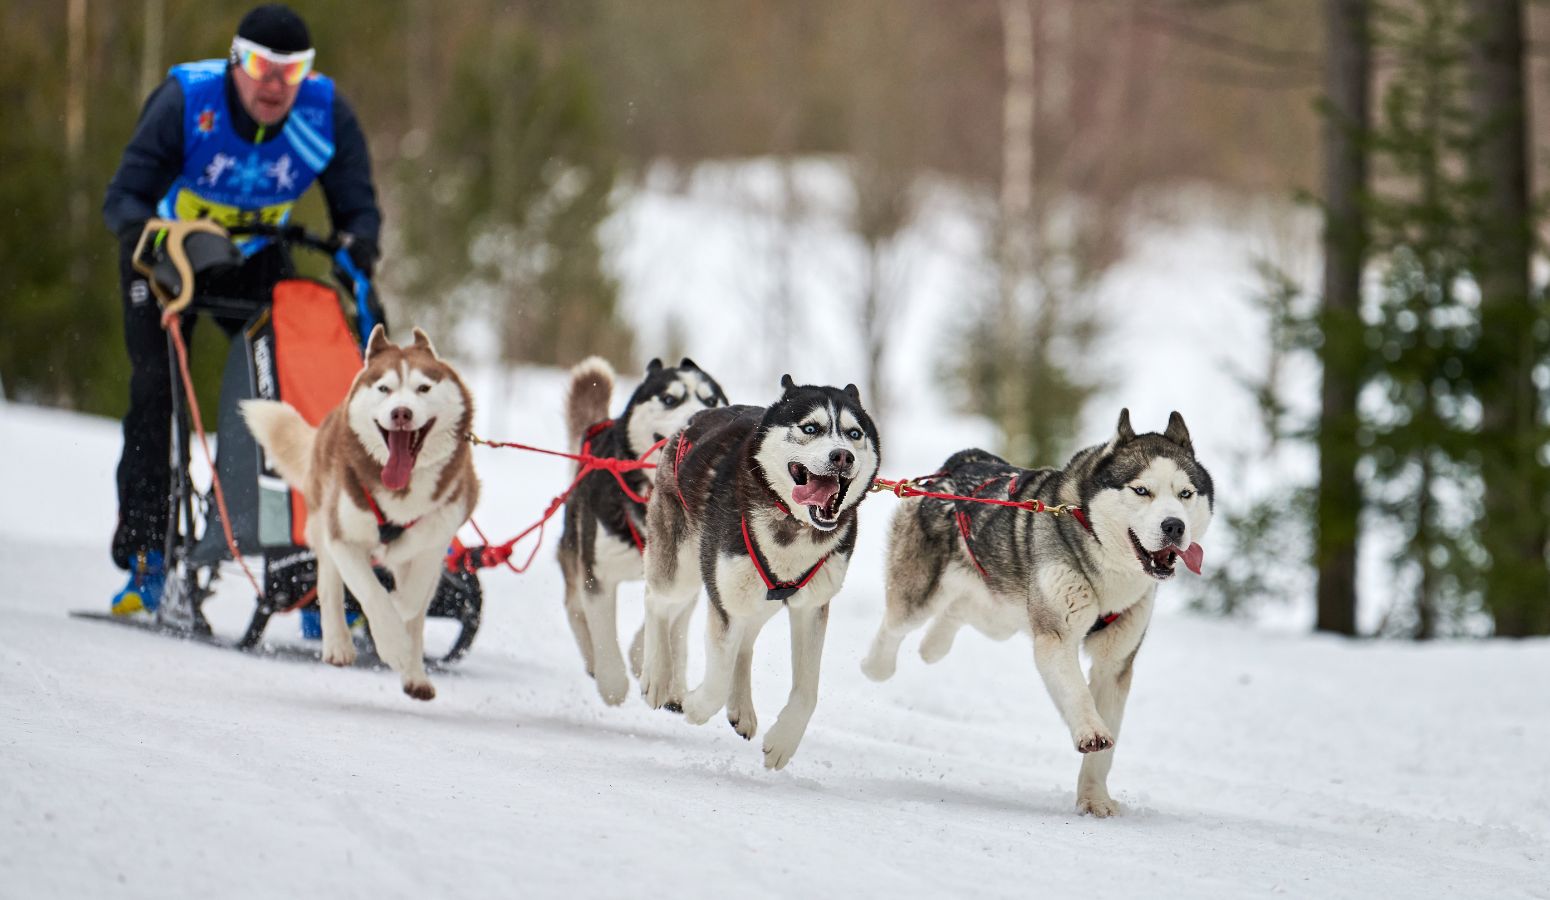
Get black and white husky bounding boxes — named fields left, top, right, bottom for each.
left=558, top=356, right=728, bottom=705
left=639, top=376, right=881, bottom=769
left=861, top=410, right=1212, bottom=816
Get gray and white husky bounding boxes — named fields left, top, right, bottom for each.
left=640, top=376, right=881, bottom=769
left=558, top=356, right=728, bottom=706
left=861, top=410, right=1211, bottom=816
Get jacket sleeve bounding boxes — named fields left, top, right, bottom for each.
left=318, top=92, right=382, bottom=249
left=103, top=77, right=185, bottom=243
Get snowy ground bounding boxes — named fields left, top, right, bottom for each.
left=3, top=392, right=1547, bottom=899
left=3, top=172, right=1545, bottom=896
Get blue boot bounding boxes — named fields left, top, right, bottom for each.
left=111, top=550, right=165, bottom=616
left=299, top=606, right=363, bottom=640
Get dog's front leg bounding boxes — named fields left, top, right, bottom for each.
left=308, top=522, right=355, bottom=667
left=388, top=553, right=445, bottom=700
left=327, top=540, right=421, bottom=685
left=582, top=576, right=629, bottom=706
left=1032, top=628, right=1112, bottom=754
left=762, top=601, right=830, bottom=770
left=725, top=624, right=761, bottom=740
left=1076, top=597, right=1153, bottom=817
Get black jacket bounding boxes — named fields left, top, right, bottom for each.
left=103, top=66, right=381, bottom=256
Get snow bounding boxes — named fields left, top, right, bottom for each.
left=3, top=172, right=1547, bottom=896
left=3, top=390, right=1547, bottom=898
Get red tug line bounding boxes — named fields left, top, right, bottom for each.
left=458, top=436, right=1094, bottom=588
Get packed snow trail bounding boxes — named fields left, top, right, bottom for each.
left=2, top=401, right=1546, bottom=899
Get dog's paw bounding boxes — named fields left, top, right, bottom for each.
left=727, top=707, right=757, bottom=740
left=681, top=690, right=721, bottom=726
left=403, top=679, right=436, bottom=702
left=1072, top=725, right=1115, bottom=754
left=919, top=631, right=956, bottom=665
left=859, top=651, right=896, bottom=682
left=761, top=717, right=806, bottom=770
left=595, top=666, right=629, bottom=707
left=1077, top=794, right=1121, bottom=818
left=640, top=667, right=672, bottom=710
left=321, top=638, right=356, bottom=668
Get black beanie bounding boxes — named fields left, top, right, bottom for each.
left=236, top=4, right=312, bottom=53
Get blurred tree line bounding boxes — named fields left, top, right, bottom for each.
left=4, top=0, right=1542, bottom=634
left=1203, top=0, right=1550, bottom=637
left=0, top=0, right=1320, bottom=425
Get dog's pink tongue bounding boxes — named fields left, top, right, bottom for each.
left=381, top=430, right=416, bottom=490
left=1180, top=542, right=1204, bottom=575
left=792, top=476, right=839, bottom=508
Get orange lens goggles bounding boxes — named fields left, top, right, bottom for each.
left=232, top=37, right=314, bottom=86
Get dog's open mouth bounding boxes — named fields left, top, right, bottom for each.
left=788, top=462, right=848, bottom=531
left=1127, top=530, right=1204, bottom=580
left=379, top=419, right=435, bottom=490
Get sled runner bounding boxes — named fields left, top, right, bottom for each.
left=74, top=222, right=483, bottom=663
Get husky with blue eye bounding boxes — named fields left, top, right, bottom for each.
left=639, top=375, right=881, bottom=770
left=558, top=356, right=729, bottom=706
left=861, top=410, right=1213, bottom=817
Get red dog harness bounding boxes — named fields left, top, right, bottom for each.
left=675, top=434, right=830, bottom=603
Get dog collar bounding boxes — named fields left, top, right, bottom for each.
left=739, top=515, right=827, bottom=603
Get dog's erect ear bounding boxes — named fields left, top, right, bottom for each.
left=1164, top=411, right=1192, bottom=451
left=410, top=327, right=437, bottom=357
left=679, top=357, right=698, bottom=370
left=1114, top=408, right=1136, bottom=445
left=366, top=324, right=392, bottom=359
left=647, top=358, right=663, bottom=372
left=780, top=374, right=797, bottom=394
left=843, top=383, right=861, bottom=402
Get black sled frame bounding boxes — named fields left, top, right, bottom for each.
left=138, top=223, right=482, bottom=664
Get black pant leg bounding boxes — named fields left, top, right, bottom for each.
left=110, top=240, right=292, bottom=569
left=112, top=268, right=197, bottom=569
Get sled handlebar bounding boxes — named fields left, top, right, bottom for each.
left=225, top=222, right=344, bottom=255
left=227, top=223, right=381, bottom=340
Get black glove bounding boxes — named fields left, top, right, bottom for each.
left=339, top=233, right=379, bottom=279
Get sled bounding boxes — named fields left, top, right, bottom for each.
left=76, top=223, right=482, bottom=664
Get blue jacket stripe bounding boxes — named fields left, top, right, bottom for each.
left=284, top=130, right=327, bottom=172
left=286, top=115, right=335, bottom=165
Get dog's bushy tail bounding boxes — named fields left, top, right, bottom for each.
left=239, top=400, right=316, bottom=490
left=565, top=356, right=615, bottom=452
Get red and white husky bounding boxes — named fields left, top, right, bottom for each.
left=242, top=326, right=478, bottom=700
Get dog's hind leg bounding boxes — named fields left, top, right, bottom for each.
left=682, top=604, right=747, bottom=725
left=862, top=502, right=945, bottom=682
left=762, top=601, right=829, bottom=770
left=662, top=599, right=696, bottom=711
left=311, top=526, right=356, bottom=668
left=1075, top=596, right=1153, bottom=818
left=640, top=583, right=695, bottom=710
left=918, top=598, right=966, bottom=665
left=628, top=624, right=645, bottom=679
left=725, top=621, right=762, bottom=739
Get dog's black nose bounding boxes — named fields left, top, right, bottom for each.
left=829, top=448, right=854, bottom=471
left=1161, top=517, right=1186, bottom=544
left=391, top=406, right=414, bottom=428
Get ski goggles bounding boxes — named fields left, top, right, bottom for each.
left=231, top=37, right=315, bottom=86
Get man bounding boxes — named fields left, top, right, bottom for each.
left=102, top=4, right=383, bottom=614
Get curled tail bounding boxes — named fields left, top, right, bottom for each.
left=239, top=399, right=317, bottom=490
left=565, top=356, right=615, bottom=451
